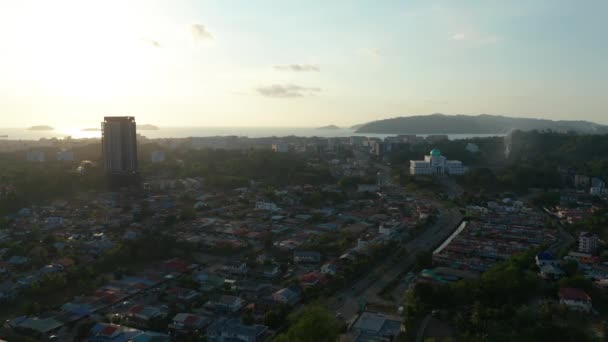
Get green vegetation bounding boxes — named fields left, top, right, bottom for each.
left=273, top=306, right=342, bottom=342
left=403, top=250, right=602, bottom=341
left=145, top=149, right=333, bottom=188
left=569, top=208, right=608, bottom=240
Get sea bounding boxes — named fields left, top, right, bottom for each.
left=0, top=127, right=503, bottom=141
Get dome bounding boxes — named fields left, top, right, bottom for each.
left=430, top=149, right=441, bottom=157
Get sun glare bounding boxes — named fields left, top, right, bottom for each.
left=17, top=1, right=158, bottom=100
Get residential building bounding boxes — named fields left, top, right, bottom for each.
left=298, top=271, right=328, bottom=287
left=591, top=177, right=605, bottom=189
left=465, top=142, right=480, bottom=153
left=539, top=264, right=565, bottom=279
left=221, top=261, right=248, bottom=275
left=350, top=312, right=403, bottom=341
left=207, top=295, right=244, bottom=313
left=0, top=281, right=17, bottom=302
left=409, top=149, right=467, bottom=176
left=574, top=174, right=590, bottom=188
left=150, top=150, right=165, bottom=163
left=26, top=150, right=45, bottom=162
left=194, top=271, right=224, bottom=292
left=131, top=331, right=170, bottom=342
left=272, top=142, right=289, bottom=153
left=169, top=313, right=211, bottom=334
left=357, top=184, right=380, bottom=193
left=102, top=116, right=139, bottom=184
left=271, top=286, right=301, bottom=305
left=88, top=323, right=142, bottom=342
left=127, top=305, right=166, bottom=323
left=262, top=264, right=280, bottom=278
left=166, top=287, right=200, bottom=303
left=579, top=232, right=599, bottom=254
left=255, top=201, right=279, bottom=211
left=535, top=251, right=559, bottom=267
left=207, top=318, right=268, bottom=342
left=293, top=251, right=321, bottom=263
left=559, top=287, right=592, bottom=312
left=56, top=150, right=74, bottom=161
left=321, top=261, right=339, bottom=276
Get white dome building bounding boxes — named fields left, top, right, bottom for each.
left=409, top=149, right=467, bottom=176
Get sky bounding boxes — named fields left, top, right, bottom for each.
left=0, top=0, right=607, bottom=127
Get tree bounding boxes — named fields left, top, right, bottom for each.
left=73, top=320, right=96, bottom=342
left=561, top=260, right=578, bottom=277
left=273, top=306, right=341, bottom=342
left=414, top=251, right=433, bottom=271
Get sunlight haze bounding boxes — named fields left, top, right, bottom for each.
left=1, top=0, right=607, bottom=127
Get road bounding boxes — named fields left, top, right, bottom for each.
left=329, top=206, right=462, bottom=322
left=415, top=314, right=432, bottom=342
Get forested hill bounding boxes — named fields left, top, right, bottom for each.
left=355, top=114, right=608, bottom=134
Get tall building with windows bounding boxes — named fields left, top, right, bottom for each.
left=102, top=116, right=139, bottom=185
left=579, top=232, right=599, bottom=254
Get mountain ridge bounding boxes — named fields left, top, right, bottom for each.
left=354, top=114, right=608, bottom=134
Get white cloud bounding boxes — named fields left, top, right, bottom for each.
left=141, top=38, right=162, bottom=48
left=451, top=33, right=466, bottom=41
left=359, top=48, right=382, bottom=57
left=191, top=24, right=213, bottom=41
left=256, top=84, right=321, bottom=98
left=273, top=64, right=320, bottom=72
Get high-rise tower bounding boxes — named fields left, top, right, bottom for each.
left=102, top=116, right=139, bottom=185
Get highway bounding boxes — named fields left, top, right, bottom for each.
left=329, top=206, right=463, bottom=323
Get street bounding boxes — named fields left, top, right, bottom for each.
left=329, top=206, right=462, bottom=322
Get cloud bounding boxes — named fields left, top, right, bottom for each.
left=451, top=33, right=466, bottom=41
left=273, top=64, right=320, bottom=72
left=256, top=84, right=321, bottom=98
left=191, top=24, right=213, bottom=41
left=142, top=38, right=162, bottom=48
left=360, top=48, right=382, bottom=57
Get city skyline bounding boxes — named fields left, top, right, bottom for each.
left=1, top=0, right=607, bottom=127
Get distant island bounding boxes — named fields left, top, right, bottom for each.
left=355, top=114, right=608, bottom=134
left=139, top=124, right=159, bottom=130
left=81, top=128, right=101, bottom=131
left=350, top=124, right=364, bottom=130
left=317, top=125, right=340, bottom=130
left=27, top=125, right=54, bottom=131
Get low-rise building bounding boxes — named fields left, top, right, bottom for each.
left=559, top=287, right=592, bottom=312
left=207, top=295, right=244, bottom=313
left=26, top=150, right=45, bottom=162
left=56, top=150, right=74, bottom=161
left=272, top=143, right=289, bottom=153
left=409, top=149, right=467, bottom=176
left=350, top=312, right=403, bottom=341
left=271, top=286, right=301, bottom=305
left=207, top=318, right=268, bottom=342
left=150, top=150, right=166, bottom=163
left=293, top=251, right=321, bottom=263
left=169, top=313, right=211, bottom=334
left=535, top=251, right=559, bottom=267
left=221, top=261, right=248, bottom=275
